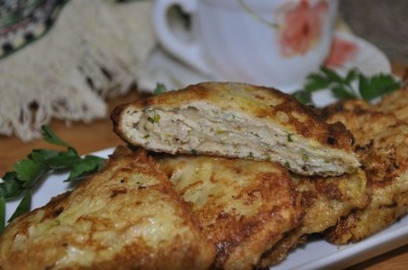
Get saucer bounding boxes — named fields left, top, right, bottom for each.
left=138, top=29, right=391, bottom=108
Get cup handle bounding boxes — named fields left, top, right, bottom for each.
left=153, top=0, right=211, bottom=74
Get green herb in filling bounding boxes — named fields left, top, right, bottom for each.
left=287, top=133, right=294, bottom=142
left=301, top=150, right=309, bottom=162
left=147, top=114, right=161, bottom=124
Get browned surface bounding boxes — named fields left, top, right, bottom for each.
left=260, top=169, right=368, bottom=267
left=0, top=148, right=215, bottom=270
left=378, top=87, right=408, bottom=122
left=1, top=64, right=407, bottom=268
left=325, top=97, right=408, bottom=244
left=158, top=155, right=301, bottom=270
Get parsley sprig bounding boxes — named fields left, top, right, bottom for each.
left=153, top=83, right=167, bottom=95
left=293, top=67, right=401, bottom=105
left=0, top=126, right=106, bottom=231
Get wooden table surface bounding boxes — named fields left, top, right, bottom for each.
left=1, top=71, right=407, bottom=269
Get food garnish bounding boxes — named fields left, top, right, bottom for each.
left=0, top=126, right=106, bottom=231
left=153, top=83, right=167, bottom=95
left=293, top=67, right=401, bottom=105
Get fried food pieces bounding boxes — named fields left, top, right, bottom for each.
left=3, top=85, right=408, bottom=270
left=377, top=87, right=408, bottom=122
left=259, top=169, right=368, bottom=266
left=325, top=99, right=408, bottom=243
left=0, top=148, right=215, bottom=270
left=113, top=82, right=359, bottom=176
left=158, top=155, right=301, bottom=270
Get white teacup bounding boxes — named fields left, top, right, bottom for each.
left=153, top=0, right=338, bottom=91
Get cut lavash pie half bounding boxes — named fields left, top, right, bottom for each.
left=113, top=82, right=359, bottom=176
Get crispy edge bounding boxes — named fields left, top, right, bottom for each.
left=323, top=99, right=408, bottom=244
left=259, top=170, right=368, bottom=267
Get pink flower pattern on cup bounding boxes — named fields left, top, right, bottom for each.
left=279, top=0, right=329, bottom=57
left=325, top=37, right=358, bottom=67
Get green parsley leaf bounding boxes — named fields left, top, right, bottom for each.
left=304, top=74, right=331, bottom=92
left=154, top=83, right=167, bottom=95
left=321, top=66, right=344, bottom=84
left=0, top=190, right=5, bottom=232
left=345, top=69, right=358, bottom=85
left=294, top=67, right=401, bottom=105
left=293, top=90, right=313, bottom=105
left=1, top=126, right=107, bottom=229
left=29, top=149, right=60, bottom=163
left=41, top=125, right=72, bottom=149
left=359, top=74, right=401, bottom=101
left=66, top=155, right=106, bottom=182
left=45, top=148, right=79, bottom=169
left=358, top=74, right=370, bottom=99
left=8, top=190, right=31, bottom=222
left=1, top=172, right=23, bottom=199
left=13, top=159, right=45, bottom=183
left=331, top=86, right=358, bottom=100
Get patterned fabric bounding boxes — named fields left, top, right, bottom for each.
left=0, top=0, right=155, bottom=141
left=0, top=0, right=70, bottom=59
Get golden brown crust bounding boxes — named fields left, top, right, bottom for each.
left=322, top=99, right=374, bottom=117
left=325, top=102, right=399, bottom=147
left=0, top=147, right=215, bottom=270
left=259, top=170, right=368, bottom=267
left=377, top=87, right=408, bottom=122
left=325, top=100, right=408, bottom=244
left=113, top=82, right=355, bottom=151
left=158, top=155, right=302, bottom=270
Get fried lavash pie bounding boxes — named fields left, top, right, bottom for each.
left=0, top=148, right=215, bottom=270
left=324, top=100, right=408, bottom=244
left=113, top=82, right=359, bottom=176
left=260, top=169, right=368, bottom=266
left=377, top=87, right=408, bottom=122
left=157, top=155, right=302, bottom=270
